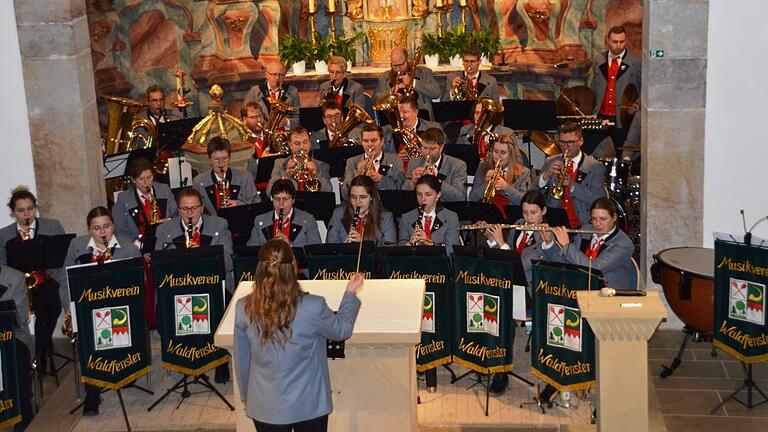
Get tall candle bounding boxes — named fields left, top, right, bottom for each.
left=309, top=0, right=315, bottom=14
left=436, top=0, right=443, bottom=7
left=328, top=0, right=336, bottom=13
left=459, top=0, right=467, bottom=6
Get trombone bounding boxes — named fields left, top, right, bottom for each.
left=459, top=222, right=599, bottom=235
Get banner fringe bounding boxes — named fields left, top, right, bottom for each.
left=161, top=355, right=229, bottom=377
left=531, top=367, right=595, bottom=392
left=713, top=340, right=768, bottom=364
left=416, top=356, right=452, bottom=372
left=453, top=356, right=513, bottom=375
left=81, top=366, right=151, bottom=390
left=0, top=415, right=21, bottom=430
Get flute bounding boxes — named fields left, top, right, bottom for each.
left=459, top=222, right=599, bottom=235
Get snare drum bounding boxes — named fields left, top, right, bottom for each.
left=652, top=247, right=714, bottom=333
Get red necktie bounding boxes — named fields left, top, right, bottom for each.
left=516, top=232, right=529, bottom=255
left=586, top=238, right=604, bottom=259
left=478, top=133, right=488, bottom=160
left=142, top=195, right=153, bottom=218
left=192, top=226, right=200, bottom=247
left=274, top=217, right=290, bottom=238
left=355, top=217, right=366, bottom=235
left=423, top=215, right=432, bottom=241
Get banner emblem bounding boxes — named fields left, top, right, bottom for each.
left=547, top=303, right=582, bottom=352
left=421, top=292, right=435, bottom=333
left=175, top=294, right=211, bottom=336
left=728, top=278, right=765, bottom=325
left=93, top=306, right=132, bottom=351
left=466, top=292, right=499, bottom=337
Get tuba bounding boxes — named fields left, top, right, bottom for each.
left=100, top=94, right=157, bottom=155
left=471, top=98, right=504, bottom=160
left=372, top=93, right=403, bottom=130
left=481, top=159, right=505, bottom=204
left=329, top=102, right=374, bottom=148
left=292, top=151, right=321, bottom=192
left=450, top=76, right=478, bottom=101
left=263, top=99, right=297, bottom=154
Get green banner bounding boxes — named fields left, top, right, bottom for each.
left=450, top=254, right=515, bottom=374
left=67, top=258, right=149, bottom=389
left=308, top=255, right=376, bottom=280
left=382, top=255, right=452, bottom=371
left=713, top=240, right=768, bottom=363
left=0, top=313, right=21, bottom=429
left=234, top=254, right=260, bottom=285
left=153, top=246, right=229, bottom=375
left=530, top=262, right=601, bottom=392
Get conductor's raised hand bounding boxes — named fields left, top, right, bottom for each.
left=346, top=272, right=365, bottom=294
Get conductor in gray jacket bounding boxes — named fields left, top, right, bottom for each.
left=235, top=240, right=362, bottom=430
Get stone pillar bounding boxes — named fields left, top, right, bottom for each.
left=642, top=0, right=709, bottom=326
left=15, top=0, right=104, bottom=234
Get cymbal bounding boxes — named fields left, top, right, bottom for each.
left=556, top=86, right=596, bottom=117
left=530, top=131, right=561, bottom=156
left=622, top=145, right=641, bottom=153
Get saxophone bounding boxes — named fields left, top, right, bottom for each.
left=292, top=151, right=321, bottom=192
left=218, top=168, right=230, bottom=208
left=146, top=186, right=160, bottom=224
left=101, top=236, right=112, bottom=260
left=549, top=156, right=572, bottom=200
left=185, top=217, right=195, bottom=248
left=481, top=159, right=505, bottom=204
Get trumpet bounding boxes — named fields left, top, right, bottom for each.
left=185, top=217, right=195, bottom=248
left=146, top=186, right=161, bottom=225
left=459, top=222, right=599, bottom=235
left=101, top=236, right=112, bottom=260
left=218, top=168, right=230, bottom=208
left=549, top=156, right=572, bottom=200
left=360, top=148, right=375, bottom=176
left=450, top=76, right=478, bottom=101
left=481, top=159, right=505, bottom=204
left=292, top=151, right=321, bottom=192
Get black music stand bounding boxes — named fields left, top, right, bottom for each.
left=432, top=100, right=475, bottom=123
left=233, top=245, right=308, bottom=270
left=502, top=206, right=571, bottom=228
left=217, top=202, right=272, bottom=247
left=253, top=154, right=288, bottom=191
left=304, top=241, right=375, bottom=258
left=445, top=201, right=505, bottom=247
left=313, top=146, right=364, bottom=178
left=443, top=144, right=481, bottom=176
left=293, top=192, right=336, bottom=224
left=156, top=117, right=204, bottom=152
left=451, top=246, right=534, bottom=415
left=299, top=107, right=324, bottom=133
left=379, top=190, right=419, bottom=219
left=104, top=147, right=157, bottom=183
left=503, top=100, right=558, bottom=169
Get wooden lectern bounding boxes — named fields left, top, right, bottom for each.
left=215, top=279, right=425, bottom=431
left=576, top=291, right=667, bottom=432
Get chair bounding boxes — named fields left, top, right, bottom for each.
left=630, top=256, right=643, bottom=290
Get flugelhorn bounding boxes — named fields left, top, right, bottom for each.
left=292, top=151, right=321, bottom=192
left=459, top=222, right=598, bottom=235
left=450, top=76, right=478, bottom=101
left=481, top=159, right=505, bottom=204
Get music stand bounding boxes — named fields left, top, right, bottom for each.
left=293, top=191, right=336, bottom=224
left=503, top=100, right=557, bottom=170
left=313, top=146, right=364, bottom=179
left=379, top=190, right=418, bottom=219
left=443, top=144, right=480, bottom=176
left=432, top=100, right=475, bottom=123
left=156, top=117, right=204, bottom=152
left=304, top=241, right=375, bottom=258
left=217, top=202, right=272, bottom=247
left=299, top=107, right=324, bottom=133
left=104, top=147, right=157, bottom=181
left=502, top=206, right=570, bottom=228
left=233, top=245, right=308, bottom=270
left=253, top=154, right=288, bottom=191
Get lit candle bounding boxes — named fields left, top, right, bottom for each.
left=459, top=0, right=467, bottom=6
left=309, top=0, right=315, bottom=14
left=436, top=0, right=443, bottom=7
left=328, top=0, right=336, bottom=13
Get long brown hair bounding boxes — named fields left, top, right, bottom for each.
left=485, top=134, right=525, bottom=184
left=342, top=175, right=382, bottom=241
left=243, top=239, right=304, bottom=346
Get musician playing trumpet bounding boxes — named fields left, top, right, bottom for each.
left=403, top=128, right=467, bottom=202
left=268, top=126, right=333, bottom=193
left=318, top=56, right=366, bottom=108
left=340, top=124, right=405, bottom=200
left=444, top=47, right=500, bottom=102
left=533, top=122, right=605, bottom=228
left=374, top=46, right=441, bottom=119
left=193, top=137, right=260, bottom=215
left=469, top=135, right=530, bottom=206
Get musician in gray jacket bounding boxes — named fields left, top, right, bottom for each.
left=235, top=240, right=362, bottom=430
left=341, top=124, right=405, bottom=200
left=247, top=180, right=321, bottom=248
left=398, top=175, right=460, bottom=251
left=268, top=126, right=334, bottom=193
left=243, top=61, right=300, bottom=126
left=373, top=46, right=441, bottom=119
left=469, top=135, right=530, bottom=205
left=533, top=122, right=605, bottom=228
left=193, top=137, right=260, bottom=216
left=318, top=56, right=366, bottom=108
left=443, top=47, right=500, bottom=102
left=308, top=100, right=362, bottom=150
left=404, top=128, right=468, bottom=202
left=542, top=197, right=635, bottom=290
left=382, top=94, right=442, bottom=155
left=327, top=176, right=398, bottom=246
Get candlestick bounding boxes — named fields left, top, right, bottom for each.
left=460, top=4, right=467, bottom=32
left=436, top=9, right=444, bottom=36
left=436, top=0, right=443, bottom=7
left=328, top=10, right=338, bottom=42
left=309, top=11, right=317, bottom=48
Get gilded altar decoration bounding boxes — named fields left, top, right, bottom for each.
left=368, top=25, right=408, bottom=64
left=345, top=0, right=364, bottom=20
left=411, top=0, right=428, bottom=18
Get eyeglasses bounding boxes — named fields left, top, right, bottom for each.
left=211, top=157, right=230, bottom=163
left=559, top=139, right=581, bottom=146
left=179, top=205, right=202, bottom=213
left=391, top=61, right=406, bottom=68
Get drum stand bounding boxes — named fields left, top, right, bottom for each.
left=660, top=325, right=716, bottom=378
left=710, top=362, right=768, bottom=413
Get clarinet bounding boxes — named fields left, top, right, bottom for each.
left=185, top=217, right=194, bottom=248
left=347, top=206, right=361, bottom=243
left=275, top=209, right=284, bottom=239
left=411, top=205, right=425, bottom=246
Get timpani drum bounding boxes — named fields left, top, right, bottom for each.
left=652, top=247, right=715, bottom=333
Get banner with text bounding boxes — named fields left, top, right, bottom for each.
left=308, top=255, right=376, bottom=280
left=0, top=312, right=21, bottom=429
left=234, top=254, right=260, bottom=285
left=68, top=258, right=149, bottom=389
left=382, top=255, right=452, bottom=371
left=153, top=246, right=229, bottom=375
left=451, top=254, right=515, bottom=374
left=530, top=262, right=601, bottom=392
left=713, top=240, right=768, bottom=363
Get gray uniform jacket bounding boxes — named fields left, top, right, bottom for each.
left=318, top=78, right=366, bottom=108
left=308, top=127, right=362, bottom=151
left=326, top=206, right=397, bottom=246
left=154, top=215, right=234, bottom=293
left=267, top=157, right=333, bottom=193
left=0, top=217, right=68, bottom=305
left=533, top=153, right=605, bottom=227
left=243, top=83, right=301, bottom=124
left=64, top=233, right=141, bottom=304
left=456, top=124, right=514, bottom=145
left=234, top=290, right=361, bottom=424
left=247, top=209, right=321, bottom=248
left=382, top=119, right=442, bottom=154
left=113, top=183, right=178, bottom=246
left=590, top=51, right=641, bottom=129
left=490, top=219, right=546, bottom=290
left=0, top=265, right=32, bottom=349
left=404, top=154, right=468, bottom=202
left=193, top=168, right=260, bottom=216
left=397, top=207, right=460, bottom=251
left=340, top=152, right=405, bottom=200
left=542, top=225, right=635, bottom=290
left=468, top=162, right=531, bottom=205
left=443, top=71, right=499, bottom=102
left=373, top=66, right=441, bottom=119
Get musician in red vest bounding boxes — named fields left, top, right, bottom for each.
left=533, top=122, right=605, bottom=229
left=318, top=55, right=366, bottom=108
left=591, top=25, right=641, bottom=149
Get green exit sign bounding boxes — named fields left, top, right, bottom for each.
left=649, top=50, right=665, bottom=58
